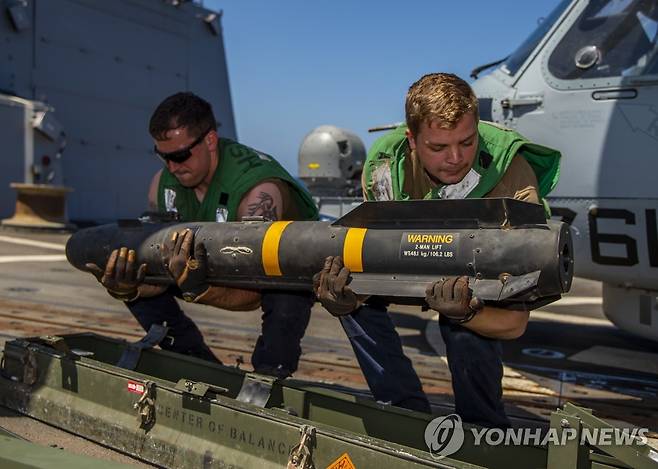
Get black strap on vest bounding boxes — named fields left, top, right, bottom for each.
left=479, top=151, right=493, bottom=169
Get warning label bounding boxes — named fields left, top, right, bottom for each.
left=127, top=381, right=145, bottom=395
left=326, top=452, right=356, bottom=469
left=400, top=232, right=459, bottom=261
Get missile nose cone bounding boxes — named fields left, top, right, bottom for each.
left=65, top=224, right=115, bottom=273
left=65, top=227, right=92, bottom=272
left=64, top=232, right=78, bottom=269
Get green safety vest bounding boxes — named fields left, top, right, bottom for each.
left=363, top=121, right=561, bottom=208
left=157, top=138, right=318, bottom=222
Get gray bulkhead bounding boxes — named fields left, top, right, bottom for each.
left=1, top=0, right=236, bottom=222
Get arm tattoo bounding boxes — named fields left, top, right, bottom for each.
left=247, top=191, right=279, bottom=221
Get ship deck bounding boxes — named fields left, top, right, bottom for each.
left=0, top=228, right=656, bottom=464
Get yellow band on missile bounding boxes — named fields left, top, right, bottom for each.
left=343, top=228, right=367, bottom=273
left=262, top=221, right=293, bottom=276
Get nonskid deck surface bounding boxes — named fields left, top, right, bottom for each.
left=0, top=229, right=657, bottom=442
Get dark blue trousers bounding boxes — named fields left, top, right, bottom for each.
left=127, top=288, right=312, bottom=377
left=251, top=290, right=313, bottom=377
left=340, top=303, right=431, bottom=413
left=127, top=289, right=219, bottom=362
left=439, top=316, right=511, bottom=428
left=343, top=303, right=511, bottom=427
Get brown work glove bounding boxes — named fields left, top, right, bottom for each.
left=313, top=256, right=359, bottom=317
left=162, top=228, right=210, bottom=303
left=425, top=276, right=484, bottom=323
left=86, top=247, right=146, bottom=302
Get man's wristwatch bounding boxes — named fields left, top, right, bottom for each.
left=181, top=287, right=210, bottom=303
left=182, top=292, right=198, bottom=303
left=448, top=306, right=479, bottom=324
left=107, top=289, right=140, bottom=303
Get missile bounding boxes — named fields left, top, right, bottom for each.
left=66, top=198, right=573, bottom=309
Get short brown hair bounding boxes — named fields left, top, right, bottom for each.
left=149, top=92, right=216, bottom=141
left=405, top=73, right=479, bottom=135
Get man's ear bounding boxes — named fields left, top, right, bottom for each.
left=405, top=128, right=417, bottom=151
left=206, top=129, right=218, bottom=151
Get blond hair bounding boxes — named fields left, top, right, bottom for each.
left=405, top=73, right=479, bottom=135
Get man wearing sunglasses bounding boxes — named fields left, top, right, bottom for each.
left=88, top=92, right=319, bottom=378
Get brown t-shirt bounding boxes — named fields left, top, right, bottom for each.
left=483, top=156, right=539, bottom=203
left=401, top=149, right=539, bottom=203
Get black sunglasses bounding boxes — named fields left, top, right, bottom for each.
left=154, top=127, right=213, bottom=164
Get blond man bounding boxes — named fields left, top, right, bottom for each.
left=315, top=73, right=561, bottom=427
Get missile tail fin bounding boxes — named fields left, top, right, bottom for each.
left=331, top=198, right=546, bottom=229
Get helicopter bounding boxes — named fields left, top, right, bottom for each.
left=470, top=0, right=658, bottom=341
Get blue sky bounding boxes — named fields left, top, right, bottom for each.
left=205, top=1, right=560, bottom=174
